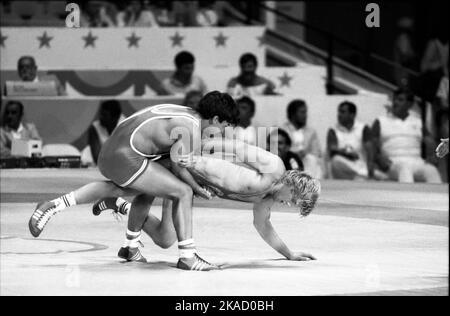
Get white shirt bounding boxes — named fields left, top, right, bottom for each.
left=162, top=75, right=207, bottom=96
left=334, top=121, right=366, bottom=162
left=282, top=122, right=322, bottom=157
left=10, top=123, right=25, bottom=139
left=378, top=113, right=422, bottom=159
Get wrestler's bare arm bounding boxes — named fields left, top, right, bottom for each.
left=253, top=198, right=316, bottom=261
left=165, top=117, right=213, bottom=199
left=170, top=159, right=212, bottom=199
left=168, top=117, right=202, bottom=164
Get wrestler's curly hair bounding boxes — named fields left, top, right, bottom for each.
left=197, top=91, right=239, bottom=125
left=277, top=170, right=321, bottom=217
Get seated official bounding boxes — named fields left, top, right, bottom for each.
left=16, top=56, right=66, bottom=96
left=0, top=100, right=42, bottom=158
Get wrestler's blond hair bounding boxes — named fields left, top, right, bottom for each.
left=277, top=170, right=321, bottom=217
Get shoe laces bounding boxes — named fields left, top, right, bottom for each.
left=36, top=204, right=58, bottom=229
left=195, top=254, right=214, bottom=267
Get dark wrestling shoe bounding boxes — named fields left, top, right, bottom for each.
left=177, top=254, right=220, bottom=271
left=127, top=247, right=147, bottom=263
left=117, top=247, right=130, bottom=259
left=93, top=197, right=128, bottom=217
left=118, top=246, right=147, bottom=263
left=28, top=200, right=60, bottom=238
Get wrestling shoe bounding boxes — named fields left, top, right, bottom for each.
left=28, top=200, right=60, bottom=238
left=118, top=244, right=147, bottom=262
left=93, top=197, right=128, bottom=220
left=177, top=254, right=220, bottom=271
left=117, top=247, right=130, bottom=259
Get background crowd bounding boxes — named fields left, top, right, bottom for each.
left=0, top=1, right=448, bottom=184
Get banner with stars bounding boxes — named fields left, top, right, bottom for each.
left=0, top=27, right=265, bottom=70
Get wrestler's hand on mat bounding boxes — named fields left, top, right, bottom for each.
left=288, top=252, right=316, bottom=261
left=436, top=138, right=449, bottom=158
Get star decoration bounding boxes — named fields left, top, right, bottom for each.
left=278, top=72, right=293, bottom=88
left=37, top=31, right=53, bottom=49
left=0, top=32, right=7, bottom=48
left=126, top=32, right=141, bottom=48
left=82, top=31, right=98, bottom=48
left=257, top=34, right=266, bottom=47
left=213, top=32, right=228, bottom=47
left=169, top=32, right=184, bottom=47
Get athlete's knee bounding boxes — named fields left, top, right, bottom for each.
left=170, top=183, right=193, bottom=200
left=330, top=156, right=346, bottom=171
left=156, top=237, right=176, bottom=249
left=133, top=194, right=155, bottom=206
left=423, top=165, right=442, bottom=183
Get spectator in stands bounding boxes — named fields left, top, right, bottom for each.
left=0, top=100, right=41, bottom=158
left=162, top=51, right=207, bottom=96
left=17, top=56, right=66, bottom=96
left=372, top=88, right=442, bottom=183
left=80, top=1, right=116, bottom=27
left=436, top=70, right=449, bottom=110
left=196, top=1, right=219, bottom=26
left=153, top=1, right=175, bottom=26
left=183, top=90, right=203, bottom=111
left=437, top=71, right=449, bottom=127
left=116, top=0, right=159, bottom=27
left=234, top=96, right=257, bottom=145
left=85, top=100, right=125, bottom=165
left=267, top=129, right=304, bottom=171
left=227, top=53, right=277, bottom=98
left=173, top=1, right=197, bottom=26
left=282, top=99, right=323, bottom=178
left=393, top=17, right=416, bottom=87
left=327, top=101, right=374, bottom=180
left=429, top=62, right=449, bottom=141
left=418, top=27, right=448, bottom=103
left=435, top=70, right=449, bottom=181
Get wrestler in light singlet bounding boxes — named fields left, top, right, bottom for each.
left=187, top=156, right=274, bottom=203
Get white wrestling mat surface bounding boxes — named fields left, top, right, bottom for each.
left=0, top=169, right=448, bottom=296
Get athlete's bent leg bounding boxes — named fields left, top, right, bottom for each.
left=142, top=198, right=177, bottom=249
left=29, top=181, right=136, bottom=238
left=125, top=160, right=217, bottom=270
